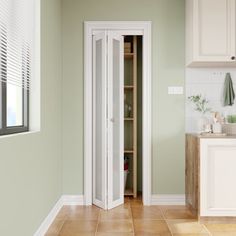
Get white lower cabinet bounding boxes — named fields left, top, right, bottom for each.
left=200, top=138, right=236, bottom=216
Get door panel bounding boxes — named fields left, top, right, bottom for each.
left=107, top=32, right=124, bottom=209
left=92, top=32, right=107, bottom=209
left=92, top=31, right=124, bottom=210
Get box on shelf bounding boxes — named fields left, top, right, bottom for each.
left=124, top=42, right=131, bottom=53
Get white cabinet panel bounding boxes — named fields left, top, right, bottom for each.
left=200, top=139, right=236, bottom=216
left=186, top=0, right=236, bottom=66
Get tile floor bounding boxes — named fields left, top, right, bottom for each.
left=45, top=197, right=236, bottom=236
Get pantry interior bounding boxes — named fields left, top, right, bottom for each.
left=123, top=36, right=143, bottom=199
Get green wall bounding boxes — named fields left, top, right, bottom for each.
left=62, top=0, right=185, bottom=194
left=0, top=0, right=63, bottom=235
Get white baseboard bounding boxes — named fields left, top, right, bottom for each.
left=151, top=194, right=186, bottom=205
left=34, top=195, right=84, bottom=236
left=62, top=195, right=84, bottom=205
left=34, top=197, right=63, bottom=236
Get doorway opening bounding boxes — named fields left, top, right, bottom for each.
left=123, top=36, right=143, bottom=200
left=84, top=21, right=152, bottom=209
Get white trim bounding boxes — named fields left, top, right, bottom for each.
left=34, top=195, right=84, bottom=236
left=151, top=194, right=186, bottom=205
left=84, top=21, right=152, bottom=206
left=30, top=0, right=41, bottom=132
left=34, top=197, right=63, bottom=236
left=62, top=195, right=84, bottom=205
left=142, top=21, right=152, bottom=206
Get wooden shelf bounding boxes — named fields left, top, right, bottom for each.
left=124, top=150, right=134, bottom=154
left=124, top=118, right=134, bottom=121
left=124, top=85, right=134, bottom=89
left=124, top=188, right=134, bottom=196
left=124, top=53, right=134, bottom=58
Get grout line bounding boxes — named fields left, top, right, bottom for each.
left=202, top=223, right=212, bottom=236
left=95, top=207, right=101, bottom=236
left=129, top=200, right=135, bottom=236
left=159, top=206, right=174, bottom=236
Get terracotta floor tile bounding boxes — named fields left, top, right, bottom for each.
left=100, top=207, right=131, bottom=220
left=205, top=223, right=236, bottom=233
left=172, top=234, right=209, bottom=236
left=46, top=201, right=236, bottom=236
left=129, top=199, right=143, bottom=206
left=45, top=219, right=65, bottom=235
left=97, top=219, right=133, bottom=233
left=96, top=233, right=134, bottom=236
left=65, top=206, right=100, bottom=220
left=133, top=219, right=171, bottom=234
left=167, top=220, right=209, bottom=234
left=60, top=233, right=94, bottom=236
left=135, top=233, right=172, bottom=236
left=210, top=233, right=236, bottom=236
left=58, top=220, right=97, bottom=235
left=124, top=197, right=130, bottom=203
left=163, top=208, right=196, bottom=219
left=55, top=206, right=69, bottom=220
left=131, top=206, right=163, bottom=220
left=159, top=205, right=189, bottom=210
left=202, top=218, right=236, bottom=224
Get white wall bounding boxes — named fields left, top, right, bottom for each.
left=186, top=68, right=236, bottom=133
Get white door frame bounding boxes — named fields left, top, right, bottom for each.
left=84, top=21, right=152, bottom=206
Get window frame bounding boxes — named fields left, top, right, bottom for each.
left=0, top=2, right=32, bottom=136
left=0, top=81, right=29, bottom=135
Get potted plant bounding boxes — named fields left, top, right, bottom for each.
left=188, top=94, right=211, bottom=133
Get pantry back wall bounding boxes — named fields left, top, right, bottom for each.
left=62, top=0, right=185, bottom=195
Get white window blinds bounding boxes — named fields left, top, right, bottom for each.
left=0, top=0, right=35, bottom=90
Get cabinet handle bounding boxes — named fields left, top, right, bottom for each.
left=231, top=56, right=235, bottom=60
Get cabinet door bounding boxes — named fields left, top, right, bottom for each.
left=200, top=139, right=236, bottom=216
left=194, top=0, right=236, bottom=62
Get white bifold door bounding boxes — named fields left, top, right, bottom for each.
left=92, top=31, right=124, bottom=210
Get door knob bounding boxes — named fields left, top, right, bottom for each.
left=110, top=118, right=115, bottom=122
left=231, top=56, right=235, bottom=60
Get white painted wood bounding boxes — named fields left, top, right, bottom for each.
left=62, top=195, right=84, bottom=205
left=93, top=30, right=143, bottom=36
left=200, top=138, right=236, bottom=216
left=31, top=0, right=41, bottom=132
left=84, top=23, right=93, bottom=206
left=34, top=198, right=63, bottom=236
left=92, top=32, right=107, bottom=210
left=84, top=21, right=152, bottom=206
left=34, top=195, right=84, bottom=236
left=142, top=22, right=152, bottom=206
left=151, top=194, right=186, bottom=205
left=186, top=0, right=236, bottom=67
left=107, top=32, right=124, bottom=209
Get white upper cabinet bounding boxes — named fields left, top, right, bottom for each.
left=186, top=0, right=236, bottom=67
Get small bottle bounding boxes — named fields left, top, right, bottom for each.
left=124, top=94, right=132, bottom=118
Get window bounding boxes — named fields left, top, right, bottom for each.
left=0, top=0, right=35, bottom=135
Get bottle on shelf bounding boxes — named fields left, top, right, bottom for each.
left=124, top=94, right=132, bottom=118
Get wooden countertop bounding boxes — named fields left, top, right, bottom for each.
left=186, top=133, right=236, bottom=139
